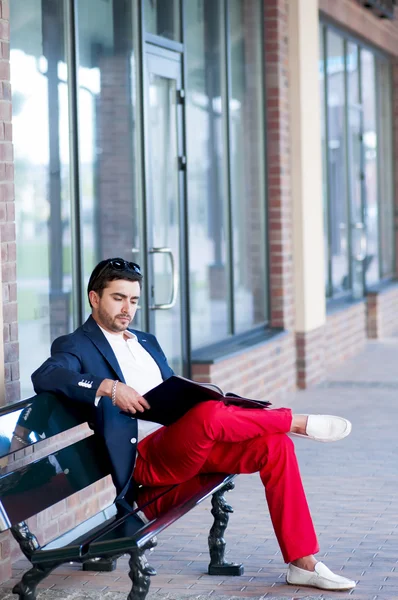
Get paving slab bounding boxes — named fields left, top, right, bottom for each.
left=2, top=339, right=398, bottom=599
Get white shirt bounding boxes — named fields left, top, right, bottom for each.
left=98, top=326, right=164, bottom=442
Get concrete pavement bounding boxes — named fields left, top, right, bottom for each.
left=1, top=338, right=398, bottom=599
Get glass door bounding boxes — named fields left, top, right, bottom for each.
left=144, top=45, right=187, bottom=374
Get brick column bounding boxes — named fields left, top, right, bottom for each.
left=0, top=0, right=18, bottom=405
left=264, top=0, right=295, bottom=331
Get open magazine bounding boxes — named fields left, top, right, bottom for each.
left=121, top=375, right=271, bottom=426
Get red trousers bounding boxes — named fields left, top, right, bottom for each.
left=134, top=401, right=319, bottom=563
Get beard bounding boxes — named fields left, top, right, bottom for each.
left=97, top=306, right=132, bottom=333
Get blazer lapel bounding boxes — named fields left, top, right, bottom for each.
left=82, top=316, right=125, bottom=383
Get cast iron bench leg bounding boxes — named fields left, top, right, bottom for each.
left=208, top=481, right=244, bottom=576
left=12, top=563, right=58, bottom=600
left=10, top=522, right=59, bottom=599
left=11, top=521, right=59, bottom=600
left=127, top=537, right=157, bottom=600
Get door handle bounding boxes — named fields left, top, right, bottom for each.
left=149, top=247, right=179, bottom=310
left=352, top=222, right=367, bottom=262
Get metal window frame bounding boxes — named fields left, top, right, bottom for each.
left=221, top=0, right=235, bottom=335
left=65, top=0, right=84, bottom=326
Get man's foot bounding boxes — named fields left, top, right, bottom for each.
left=290, top=414, right=352, bottom=442
left=286, top=562, right=356, bottom=590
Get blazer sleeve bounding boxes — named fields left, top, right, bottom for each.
left=31, top=335, right=104, bottom=405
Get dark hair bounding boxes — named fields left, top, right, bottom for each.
left=87, top=258, right=143, bottom=307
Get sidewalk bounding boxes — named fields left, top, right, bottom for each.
left=1, top=338, right=398, bottom=600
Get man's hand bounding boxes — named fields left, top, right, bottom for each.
left=113, top=381, right=150, bottom=414
left=97, top=379, right=150, bottom=414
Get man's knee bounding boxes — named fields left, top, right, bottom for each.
left=188, top=400, right=222, bottom=419
left=187, top=400, right=226, bottom=435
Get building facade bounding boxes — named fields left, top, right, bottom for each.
left=0, top=0, right=396, bottom=580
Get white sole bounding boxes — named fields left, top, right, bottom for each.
left=286, top=579, right=356, bottom=591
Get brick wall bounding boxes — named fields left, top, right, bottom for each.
left=0, top=0, right=17, bottom=405
left=192, top=332, right=296, bottom=403
left=325, top=302, right=367, bottom=371
left=296, top=326, right=326, bottom=389
left=367, top=283, right=398, bottom=339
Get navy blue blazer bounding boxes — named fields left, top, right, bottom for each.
left=31, top=315, right=174, bottom=496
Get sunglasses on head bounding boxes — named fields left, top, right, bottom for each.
left=95, top=258, right=142, bottom=281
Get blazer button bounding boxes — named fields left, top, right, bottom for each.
left=130, top=437, right=137, bottom=444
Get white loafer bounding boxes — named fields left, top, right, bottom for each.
left=287, top=562, right=356, bottom=590
left=291, top=414, right=352, bottom=442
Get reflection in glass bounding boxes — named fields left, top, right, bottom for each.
left=377, top=61, right=394, bottom=278
left=146, top=69, right=182, bottom=373
left=326, top=32, right=349, bottom=295
left=229, top=0, right=267, bottom=332
left=346, top=43, right=364, bottom=299
left=144, top=0, right=181, bottom=42
left=10, top=0, right=73, bottom=397
left=185, top=0, right=228, bottom=348
left=347, top=44, right=361, bottom=222
left=361, top=50, right=379, bottom=286
left=76, top=1, right=141, bottom=325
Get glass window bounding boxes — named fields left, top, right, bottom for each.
left=326, top=31, right=349, bottom=296
left=185, top=0, right=229, bottom=348
left=185, top=0, right=268, bottom=349
left=11, top=0, right=72, bottom=396
left=320, top=23, right=394, bottom=300
left=144, top=0, right=181, bottom=42
left=228, top=0, right=267, bottom=332
left=361, top=49, right=379, bottom=286
left=76, top=0, right=141, bottom=324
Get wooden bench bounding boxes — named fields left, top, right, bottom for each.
left=0, top=393, right=243, bottom=600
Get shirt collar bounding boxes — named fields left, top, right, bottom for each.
left=98, top=325, right=137, bottom=343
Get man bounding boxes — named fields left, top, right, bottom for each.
left=32, top=258, right=356, bottom=591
